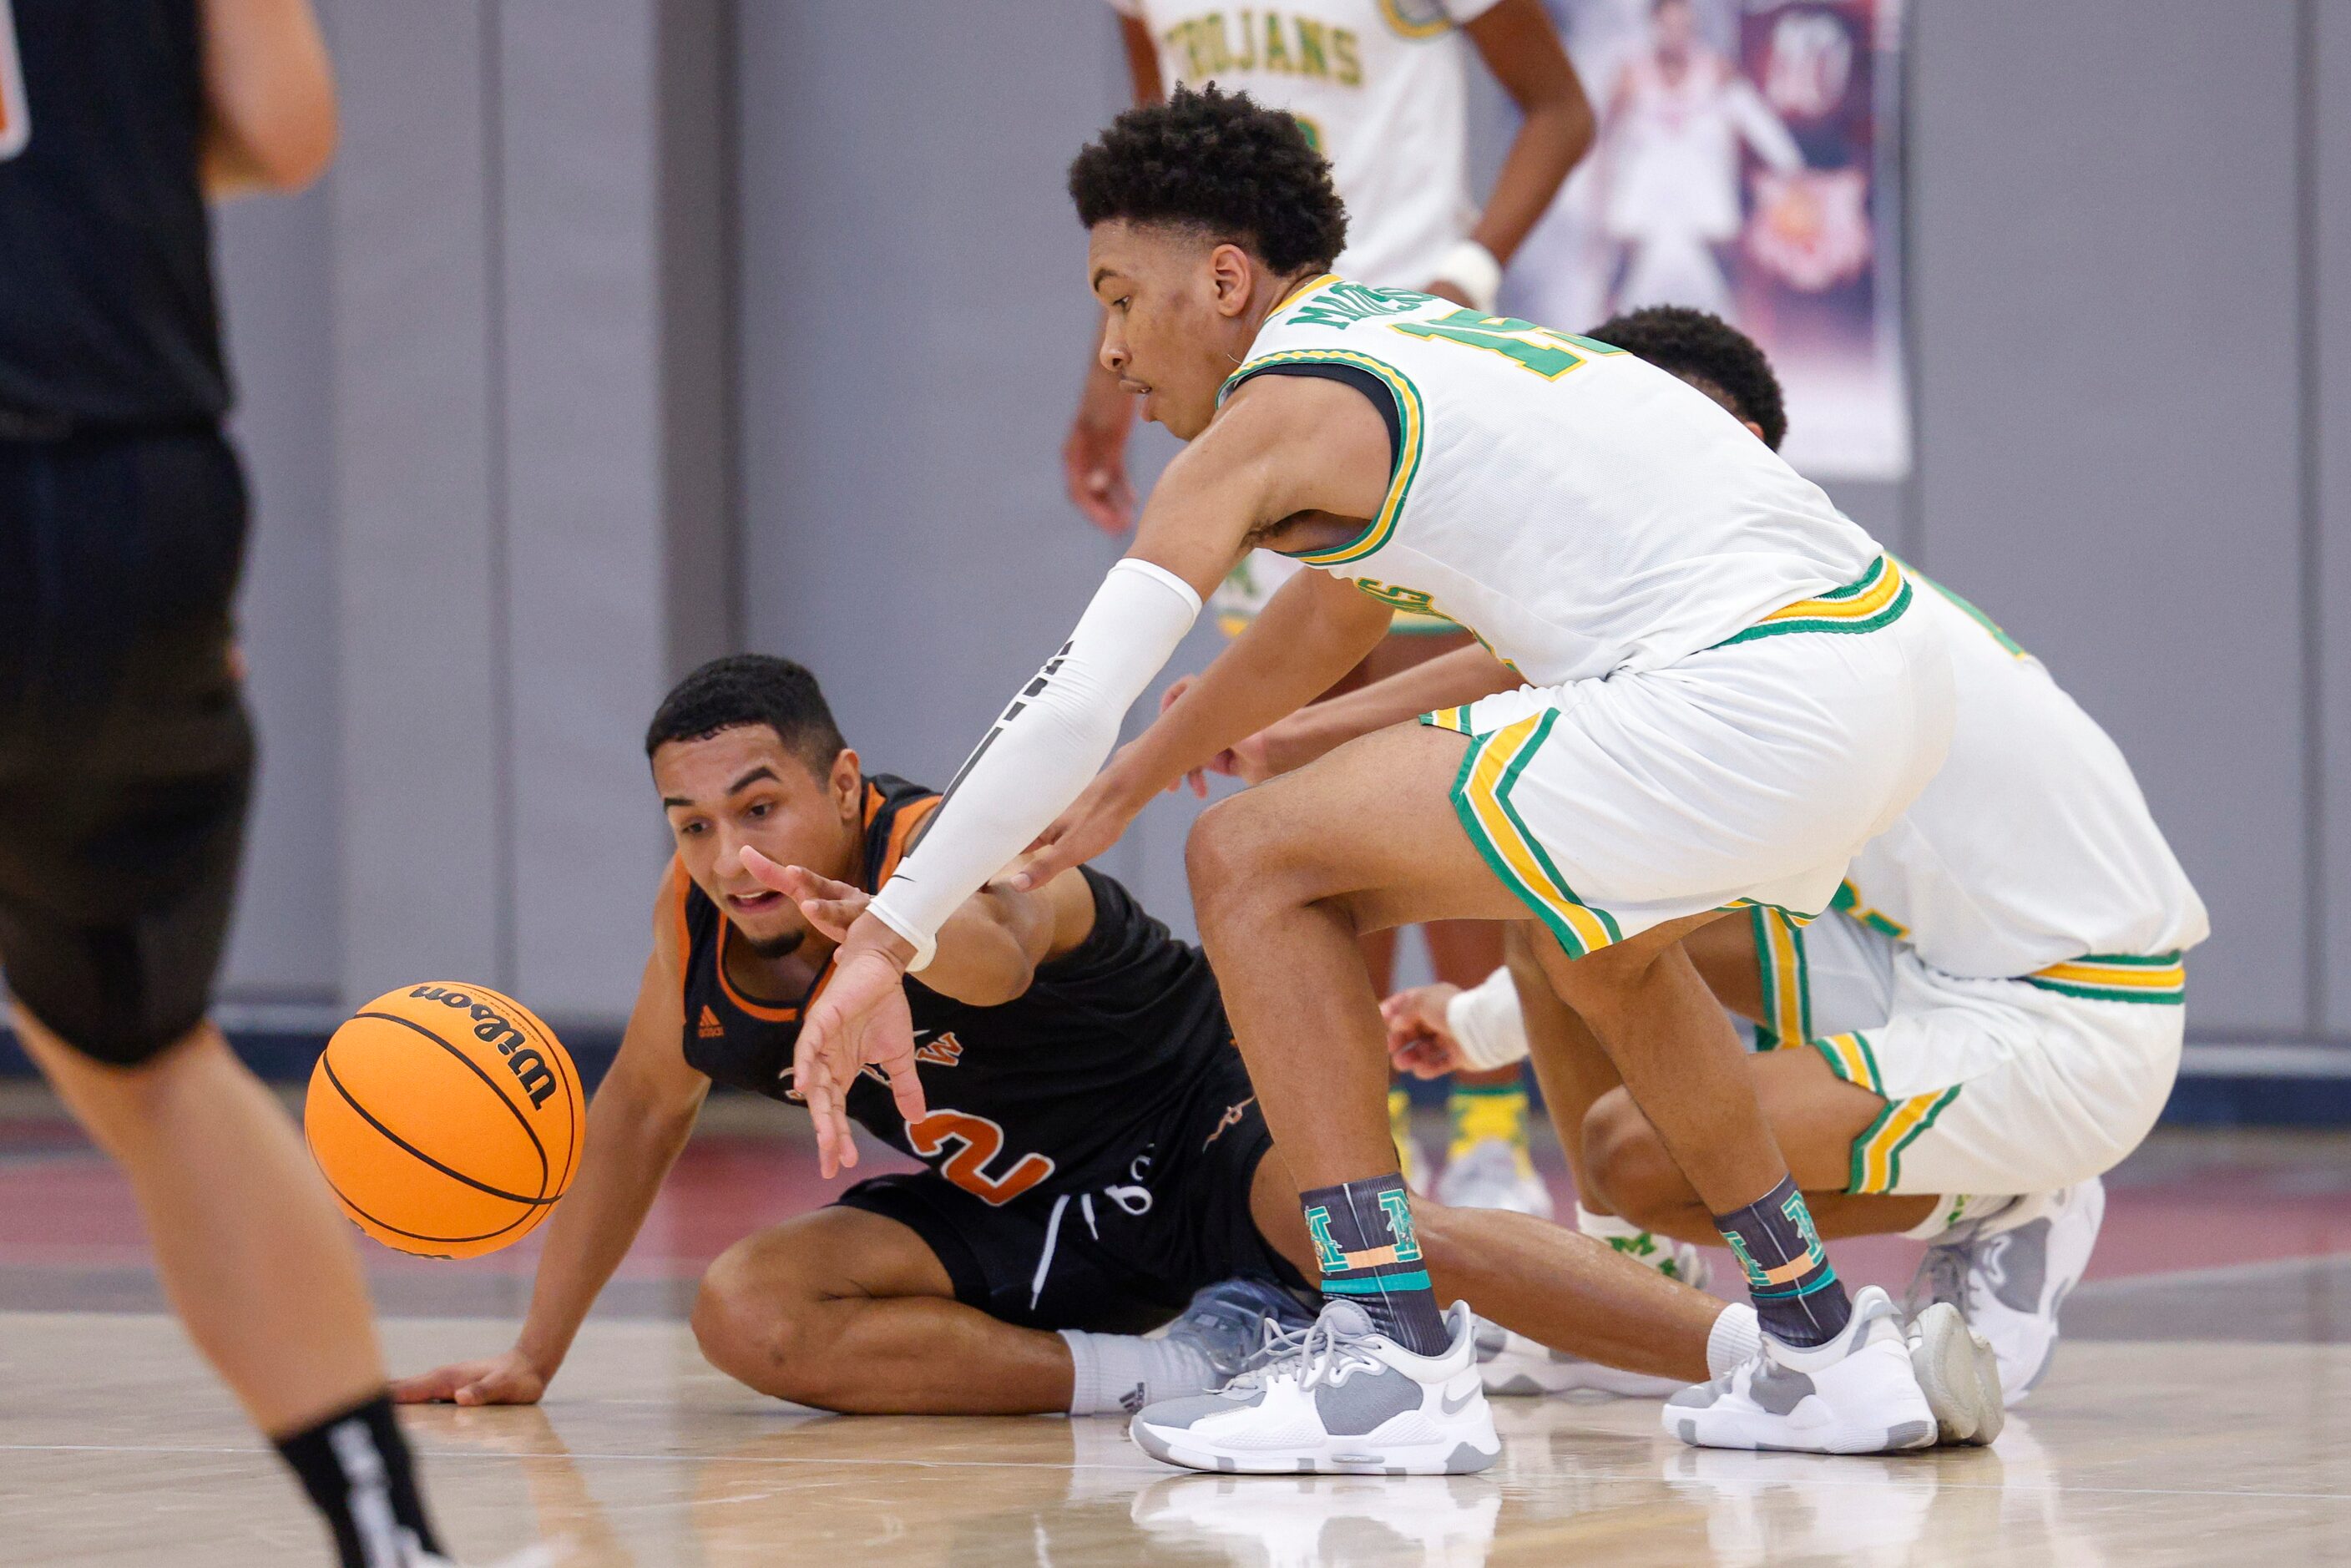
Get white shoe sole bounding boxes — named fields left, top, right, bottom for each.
left=1664, top=1339, right=1939, bottom=1455
left=1909, top=1302, right=2005, bottom=1446
left=1130, top=1409, right=1501, bottom=1476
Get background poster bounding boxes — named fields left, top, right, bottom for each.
left=1509, top=0, right=1909, bottom=479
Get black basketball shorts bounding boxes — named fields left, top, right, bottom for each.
left=837, top=1050, right=1308, bottom=1334
left=0, top=425, right=255, bottom=1065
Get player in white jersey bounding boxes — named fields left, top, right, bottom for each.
left=1076, top=0, right=1595, bottom=1216
left=788, top=88, right=1965, bottom=1469
left=1375, top=308, right=2208, bottom=1413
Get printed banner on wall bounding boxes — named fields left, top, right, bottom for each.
left=1508, top=0, right=1909, bottom=479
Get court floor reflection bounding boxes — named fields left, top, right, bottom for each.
left=6, top=1313, right=2349, bottom=1565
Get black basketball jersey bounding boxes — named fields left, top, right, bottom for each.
left=0, top=0, right=229, bottom=424
left=676, top=773, right=1237, bottom=1208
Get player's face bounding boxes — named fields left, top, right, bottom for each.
left=654, top=726, right=862, bottom=958
left=1655, top=0, right=1696, bottom=54
left=1088, top=220, right=1258, bottom=440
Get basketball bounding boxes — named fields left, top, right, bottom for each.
left=302, top=983, right=584, bottom=1259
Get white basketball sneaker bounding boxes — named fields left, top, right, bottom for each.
left=1908, top=1178, right=2104, bottom=1403
left=1129, top=1299, right=1500, bottom=1475
left=1907, top=1300, right=2005, bottom=1446
left=1433, top=1136, right=1555, bottom=1218
left=1662, top=1286, right=1939, bottom=1454
left=1473, top=1317, right=1684, bottom=1399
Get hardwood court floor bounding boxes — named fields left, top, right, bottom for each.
left=5, top=1311, right=2349, bottom=1565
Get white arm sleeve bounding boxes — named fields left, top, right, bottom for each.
left=865, top=559, right=1201, bottom=969
left=1444, top=965, right=1532, bottom=1072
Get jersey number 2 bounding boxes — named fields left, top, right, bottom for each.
left=1390, top=311, right=1617, bottom=382
left=0, top=0, right=28, bottom=161
left=905, top=1110, right=1055, bottom=1206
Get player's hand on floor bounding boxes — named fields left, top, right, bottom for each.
left=739, top=848, right=868, bottom=942
left=1381, top=983, right=1466, bottom=1079
left=796, top=917, right=928, bottom=1177
left=391, top=1348, right=549, bottom=1407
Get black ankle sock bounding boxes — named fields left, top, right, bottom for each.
left=1301, top=1171, right=1453, bottom=1357
left=1713, top=1175, right=1853, bottom=1348
left=273, top=1392, right=440, bottom=1568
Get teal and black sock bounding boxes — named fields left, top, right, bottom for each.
left=1301, top=1171, right=1452, bottom=1356
left=1713, top=1175, right=1851, bottom=1348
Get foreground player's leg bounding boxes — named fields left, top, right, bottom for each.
left=15, top=1011, right=441, bottom=1566
left=691, top=1206, right=1293, bottom=1416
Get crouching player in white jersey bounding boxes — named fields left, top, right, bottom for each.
left=1375, top=307, right=2208, bottom=1422
left=786, top=88, right=1982, bottom=1471
left=1074, top=0, right=1596, bottom=1211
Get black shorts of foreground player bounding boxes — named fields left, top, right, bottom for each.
left=396, top=655, right=1766, bottom=1421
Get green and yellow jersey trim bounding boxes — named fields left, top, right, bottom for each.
left=1430, top=708, right=1622, bottom=958
left=1271, top=272, right=1342, bottom=315
left=2025, top=951, right=2187, bottom=1006
left=1752, top=907, right=1813, bottom=1050
left=1376, top=0, right=1453, bottom=38
left=1221, top=347, right=1426, bottom=568
left=1717, top=556, right=1914, bottom=647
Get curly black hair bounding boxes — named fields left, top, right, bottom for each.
left=1587, top=306, right=1788, bottom=453
left=1068, top=83, right=1347, bottom=276
left=645, top=654, right=847, bottom=776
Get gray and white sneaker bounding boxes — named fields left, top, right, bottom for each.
left=1663, top=1286, right=1938, bottom=1454
left=1906, top=1300, right=2005, bottom=1446
left=1433, top=1137, right=1555, bottom=1218
left=1130, top=1299, right=1500, bottom=1475
left=1161, top=1276, right=1319, bottom=1385
left=1908, top=1178, right=2104, bottom=1403
left=1473, top=1317, right=1684, bottom=1399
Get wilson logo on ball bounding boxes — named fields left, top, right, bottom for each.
left=407, top=984, right=558, bottom=1107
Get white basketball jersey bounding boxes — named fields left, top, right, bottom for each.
left=1842, top=584, right=2210, bottom=977
left=1104, top=0, right=1500, bottom=286
left=1228, top=276, right=1883, bottom=685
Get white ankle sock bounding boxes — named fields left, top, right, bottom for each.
left=1577, top=1204, right=1649, bottom=1242
left=1058, top=1329, right=1220, bottom=1417
left=1706, top=1303, right=1762, bottom=1378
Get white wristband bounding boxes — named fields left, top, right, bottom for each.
left=1431, top=239, right=1503, bottom=315
left=1443, top=965, right=1531, bottom=1071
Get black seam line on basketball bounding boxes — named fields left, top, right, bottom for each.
left=321, top=1167, right=546, bottom=1247
left=321, top=1055, right=557, bottom=1210
left=465, top=984, right=581, bottom=1191
left=352, top=1009, right=550, bottom=1194
left=352, top=1010, right=549, bottom=1194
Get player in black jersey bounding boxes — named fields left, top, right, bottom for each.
left=396, top=655, right=1757, bottom=1419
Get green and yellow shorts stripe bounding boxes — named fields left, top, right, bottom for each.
left=2024, top=951, right=2187, bottom=1005
left=1847, top=1081, right=1962, bottom=1194
left=1717, top=556, right=1914, bottom=647
left=1751, top=906, right=1813, bottom=1050
left=1426, top=708, right=1622, bottom=958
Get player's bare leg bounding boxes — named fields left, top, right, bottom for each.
left=692, top=1206, right=1293, bottom=1416
left=1158, top=721, right=1942, bottom=1461
left=13, top=1008, right=387, bottom=1434
left=693, top=1206, right=1078, bottom=1414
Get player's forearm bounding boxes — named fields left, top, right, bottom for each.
left=513, top=1086, right=699, bottom=1373
left=1264, top=644, right=1520, bottom=771
left=915, top=886, right=1051, bottom=1006
left=1464, top=0, right=1593, bottom=266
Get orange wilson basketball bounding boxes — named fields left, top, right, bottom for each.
left=304, top=982, right=584, bottom=1258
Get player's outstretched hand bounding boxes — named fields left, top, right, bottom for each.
left=794, top=914, right=928, bottom=1177
left=392, top=1348, right=549, bottom=1407
left=1008, top=769, right=1143, bottom=892
left=1381, top=983, right=1466, bottom=1080
left=739, top=848, right=867, bottom=943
